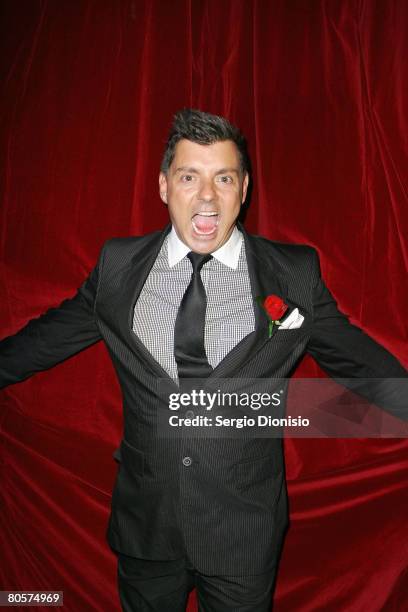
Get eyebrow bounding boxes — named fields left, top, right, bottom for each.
left=174, top=166, right=199, bottom=174
left=174, top=166, right=240, bottom=175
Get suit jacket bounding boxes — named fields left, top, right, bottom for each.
left=0, top=224, right=406, bottom=574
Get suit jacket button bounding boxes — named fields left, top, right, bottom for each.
left=182, top=456, right=193, bottom=467
left=185, top=410, right=194, bottom=419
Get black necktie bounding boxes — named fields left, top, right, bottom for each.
left=174, top=252, right=213, bottom=381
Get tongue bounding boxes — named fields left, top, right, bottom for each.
left=193, top=214, right=218, bottom=233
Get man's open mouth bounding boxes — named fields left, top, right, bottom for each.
left=191, top=212, right=219, bottom=236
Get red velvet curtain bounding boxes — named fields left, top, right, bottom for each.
left=1, top=1, right=407, bottom=610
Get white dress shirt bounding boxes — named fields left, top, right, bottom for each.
left=167, top=226, right=243, bottom=270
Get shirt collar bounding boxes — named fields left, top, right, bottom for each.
left=167, top=226, right=243, bottom=269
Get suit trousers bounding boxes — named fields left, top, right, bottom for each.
left=117, top=554, right=277, bottom=611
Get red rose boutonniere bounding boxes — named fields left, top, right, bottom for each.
left=256, top=294, right=288, bottom=338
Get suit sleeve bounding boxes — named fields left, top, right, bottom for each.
left=306, top=250, right=408, bottom=420
left=0, top=243, right=106, bottom=389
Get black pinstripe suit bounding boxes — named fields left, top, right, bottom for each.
left=0, top=223, right=406, bottom=578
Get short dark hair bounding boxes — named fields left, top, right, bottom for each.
left=161, top=108, right=250, bottom=175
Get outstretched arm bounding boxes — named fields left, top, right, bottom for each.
left=306, top=250, right=408, bottom=421
left=0, top=244, right=106, bottom=389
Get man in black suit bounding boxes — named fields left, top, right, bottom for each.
left=0, top=109, right=406, bottom=611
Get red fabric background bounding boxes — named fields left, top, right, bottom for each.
left=1, top=1, right=407, bottom=610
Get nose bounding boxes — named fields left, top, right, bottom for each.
left=198, top=178, right=216, bottom=202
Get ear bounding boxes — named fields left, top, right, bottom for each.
left=241, top=173, right=249, bottom=204
left=159, top=173, right=168, bottom=204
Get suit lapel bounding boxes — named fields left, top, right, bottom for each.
left=116, top=224, right=177, bottom=383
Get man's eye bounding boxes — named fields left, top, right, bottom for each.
left=217, top=175, right=233, bottom=184
left=181, top=175, right=194, bottom=182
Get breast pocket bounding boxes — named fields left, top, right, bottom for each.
left=272, top=328, right=305, bottom=343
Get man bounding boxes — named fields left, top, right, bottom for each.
left=0, top=109, right=407, bottom=611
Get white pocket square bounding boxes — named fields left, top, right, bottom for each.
left=278, top=308, right=304, bottom=330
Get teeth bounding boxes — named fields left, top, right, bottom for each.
left=195, top=212, right=218, bottom=216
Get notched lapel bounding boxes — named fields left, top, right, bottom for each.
left=244, top=229, right=289, bottom=347
left=114, top=225, right=175, bottom=381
